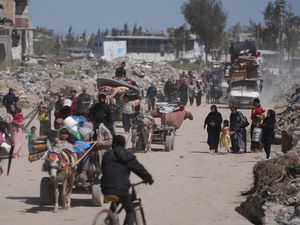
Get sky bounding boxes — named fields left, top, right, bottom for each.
left=30, top=0, right=300, bottom=34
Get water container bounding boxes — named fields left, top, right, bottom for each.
left=1, top=142, right=11, bottom=152
left=252, top=127, right=262, bottom=142
left=64, top=116, right=78, bottom=133
left=63, top=99, right=72, bottom=107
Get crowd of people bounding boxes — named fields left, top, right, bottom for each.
left=204, top=98, right=276, bottom=160
left=0, top=61, right=276, bottom=224
left=162, top=70, right=225, bottom=107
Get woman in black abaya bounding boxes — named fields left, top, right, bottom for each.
left=204, top=105, right=223, bottom=153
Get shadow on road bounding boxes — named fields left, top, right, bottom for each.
left=6, top=196, right=53, bottom=213
left=6, top=196, right=95, bottom=214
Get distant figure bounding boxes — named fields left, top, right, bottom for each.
left=146, top=83, right=157, bottom=111
left=188, top=80, right=196, bottom=106
left=76, top=88, right=91, bottom=117
left=164, top=78, right=176, bottom=103
left=38, top=105, right=51, bottom=136
left=27, top=126, right=37, bottom=154
left=179, top=78, right=188, bottom=106
left=195, top=81, right=203, bottom=106
left=2, top=88, right=18, bottom=113
left=54, top=93, right=65, bottom=116
left=261, top=110, right=276, bottom=160
left=115, top=61, right=127, bottom=79
left=70, top=90, right=77, bottom=116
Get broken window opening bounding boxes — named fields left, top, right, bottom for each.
left=15, top=1, right=27, bottom=16
left=0, top=5, right=3, bottom=18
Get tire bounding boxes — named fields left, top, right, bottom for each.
left=40, top=177, right=54, bottom=205
left=135, top=206, right=147, bottom=225
left=92, top=209, right=116, bottom=225
left=92, top=183, right=102, bottom=206
left=165, top=135, right=172, bottom=151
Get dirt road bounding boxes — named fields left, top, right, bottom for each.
left=0, top=103, right=266, bottom=225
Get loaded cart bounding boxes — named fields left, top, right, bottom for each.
left=148, top=124, right=175, bottom=152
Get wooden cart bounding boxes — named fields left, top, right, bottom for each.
left=147, top=125, right=175, bottom=152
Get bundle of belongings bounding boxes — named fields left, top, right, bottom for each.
left=151, top=101, right=193, bottom=129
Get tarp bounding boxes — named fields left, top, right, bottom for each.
left=97, top=78, right=140, bottom=94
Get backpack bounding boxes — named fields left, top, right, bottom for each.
left=238, top=112, right=250, bottom=128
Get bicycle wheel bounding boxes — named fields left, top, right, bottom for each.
left=134, top=205, right=147, bottom=225
left=92, top=209, right=116, bottom=225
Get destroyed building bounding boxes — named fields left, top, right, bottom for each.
left=0, top=0, right=33, bottom=66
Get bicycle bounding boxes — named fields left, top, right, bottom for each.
left=92, top=181, right=147, bottom=225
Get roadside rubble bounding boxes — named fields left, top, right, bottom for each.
left=0, top=57, right=182, bottom=106
left=273, top=83, right=300, bottom=152
left=236, top=149, right=300, bottom=225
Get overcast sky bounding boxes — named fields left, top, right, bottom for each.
left=30, top=0, right=300, bottom=34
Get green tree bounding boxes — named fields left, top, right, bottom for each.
left=123, top=23, right=129, bottom=35
left=169, top=25, right=191, bottom=58
left=66, top=25, right=75, bottom=48
left=81, top=30, right=86, bottom=42
left=111, top=28, right=119, bottom=36
left=132, top=23, right=138, bottom=35
left=182, top=0, right=227, bottom=62
left=88, top=33, right=95, bottom=50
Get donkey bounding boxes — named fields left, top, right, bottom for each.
left=43, top=148, right=77, bottom=212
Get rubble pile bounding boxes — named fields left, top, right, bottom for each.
left=237, top=150, right=300, bottom=225
left=0, top=57, right=182, bottom=106
left=274, top=85, right=300, bottom=131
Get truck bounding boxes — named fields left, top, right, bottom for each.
left=228, top=40, right=262, bottom=107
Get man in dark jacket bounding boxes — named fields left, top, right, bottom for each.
left=76, top=88, right=91, bottom=116
left=115, top=61, right=127, bottom=79
left=3, top=88, right=18, bottom=112
left=89, top=92, right=115, bottom=137
left=101, top=135, right=154, bottom=225
left=146, top=83, right=157, bottom=111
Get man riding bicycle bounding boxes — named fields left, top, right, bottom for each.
left=101, top=135, right=154, bottom=225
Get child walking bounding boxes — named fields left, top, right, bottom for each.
left=26, top=126, right=37, bottom=154
left=220, top=120, right=232, bottom=153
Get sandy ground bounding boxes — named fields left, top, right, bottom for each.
left=0, top=100, right=274, bottom=225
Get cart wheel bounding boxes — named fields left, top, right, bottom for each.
left=165, top=135, right=172, bottom=151
left=92, top=183, right=102, bottom=206
left=40, top=177, right=54, bottom=205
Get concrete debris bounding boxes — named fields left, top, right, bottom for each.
left=274, top=85, right=300, bottom=152
left=237, top=150, right=300, bottom=225
left=0, top=57, right=182, bottom=107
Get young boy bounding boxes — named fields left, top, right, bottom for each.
left=27, top=126, right=37, bottom=154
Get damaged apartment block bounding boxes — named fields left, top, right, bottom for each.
left=0, top=0, right=33, bottom=66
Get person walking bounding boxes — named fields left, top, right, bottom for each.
left=76, top=88, right=92, bottom=117
left=188, top=80, right=196, bottom=106
left=101, top=135, right=154, bottom=225
left=195, top=81, right=203, bottom=106
left=179, top=78, right=188, bottom=106
left=204, top=105, right=223, bottom=153
left=219, top=120, right=232, bottom=153
left=146, top=83, right=157, bottom=112
left=229, top=106, right=248, bottom=153
left=261, top=110, right=276, bottom=160
left=250, top=98, right=265, bottom=152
